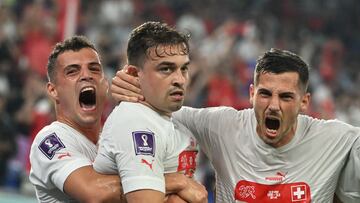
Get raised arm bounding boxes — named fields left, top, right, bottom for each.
left=64, top=165, right=125, bottom=203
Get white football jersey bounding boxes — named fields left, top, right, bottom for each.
left=29, top=121, right=97, bottom=203
left=94, top=102, right=198, bottom=194
left=174, top=106, right=360, bottom=203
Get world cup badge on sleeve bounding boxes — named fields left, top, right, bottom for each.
left=132, top=131, right=155, bottom=156
left=38, top=133, right=66, bottom=160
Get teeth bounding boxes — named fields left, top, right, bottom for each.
left=268, top=129, right=277, bottom=133
left=81, top=87, right=94, bottom=92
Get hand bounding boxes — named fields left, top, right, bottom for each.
left=178, top=178, right=208, bottom=203
left=111, top=65, right=144, bottom=103
left=165, top=173, right=208, bottom=203
left=165, top=194, right=188, bottom=203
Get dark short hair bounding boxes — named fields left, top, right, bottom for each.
left=127, top=21, right=190, bottom=68
left=47, top=35, right=97, bottom=82
left=254, top=48, right=310, bottom=92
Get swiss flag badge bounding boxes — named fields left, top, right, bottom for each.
left=291, top=185, right=307, bottom=201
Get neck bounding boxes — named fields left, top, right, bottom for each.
left=57, top=117, right=101, bottom=144
left=272, top=126, right=296, bottom=148
left=139, top=100, right=172, bottom=118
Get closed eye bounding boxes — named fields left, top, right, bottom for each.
left=65, top=65, right=80, bottom=76
left=89, top=63, right=102, bottom=73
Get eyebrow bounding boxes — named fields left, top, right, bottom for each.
left=64, top=64, right=80, bottom=69
left=156, top=60, right=190, bottom=68
left=257, top=88, right=271, bottom=94
left=258, top=88, right=296, bottom=95
left=89, top=61, right=101, bottom=65
left=182, top=61, right=191, bottom=67
left=65, top=61, right=101, bottom=68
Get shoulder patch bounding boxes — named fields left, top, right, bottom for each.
left=132, top=131, right=155, bottom=156
left=38, top=133, right=66, bottom=160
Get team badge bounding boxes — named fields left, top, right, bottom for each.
left=132, top=131, right=155, bottom=156
left=234, top=180, right=311, bottom=202
left=38, top=133, right=66, bottom=160
left=178, top=150, right=198, bottom=177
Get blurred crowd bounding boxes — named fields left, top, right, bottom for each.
left=0, top=0, right=359, bottom=200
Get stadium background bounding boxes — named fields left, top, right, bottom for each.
left=0, top=0, right=359, bottom=202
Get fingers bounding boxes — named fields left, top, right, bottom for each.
left=110, top=69, right=144, bottom=103
left=113, top=71, right=141, bottom=94
left=165, top=173, right=187, bottom=194
left=111, top=79, right=141, bottom=98
left=111, top=93, right=140, bottom=103
left=117, top=66, right=139, bottom=84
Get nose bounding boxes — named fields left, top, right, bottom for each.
left=268, top=96, right=280, bottom=112
left=80, top=67, right=93, bottom=81
left=172, top=69, right=187, bottom=87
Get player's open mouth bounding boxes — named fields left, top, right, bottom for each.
left=79, top=87, right=96, bottom=110
left=265, top=117, right=280, bottom=137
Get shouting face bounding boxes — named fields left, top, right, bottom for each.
left=249, top=72, right=310, bottom=148
left=47, top=48, right=108, bottom=130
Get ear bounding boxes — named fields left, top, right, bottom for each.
left=102, top=77, right=110, bottom=96
left=47, top=82, right=59, bottom=102
left=249, top=84, right=255, bottom=104
left=300, top=92, right=311, bottom=113
left=124, top=64, right=139, bottom=77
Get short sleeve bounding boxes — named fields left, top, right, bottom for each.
left=29, top=129, right=94, bottom=192
left=95, top=106, right=167, bottom=194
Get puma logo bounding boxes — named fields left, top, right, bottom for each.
left=57, top=152, right=71, bottom=159
left=276, top=171, right=287, bottom=177
left=265, top=171, right=288, bottom=182
left=141, top=159, right=154, bottom=170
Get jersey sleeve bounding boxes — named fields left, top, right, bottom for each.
left=29, top=129, right=93, bottom=192
left=173, top=106, right=237, bottom=161
left=336, top=135, right=360, bottom=203
left=94, top=107, right=166, bottom=194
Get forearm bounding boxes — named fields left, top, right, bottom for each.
left=64, top=166, right=125, bottom=203
left=126, top=189, right=164, bottom=203
left=87, top=175, right=125, bottom=203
